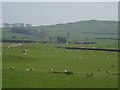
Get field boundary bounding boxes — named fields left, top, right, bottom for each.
left=58, top=47, right=120, bottom=52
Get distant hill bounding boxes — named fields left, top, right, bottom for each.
left=2, top=20, right=118, bottom=43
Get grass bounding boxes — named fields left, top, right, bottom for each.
left=2, top=43, right=118, bottom=88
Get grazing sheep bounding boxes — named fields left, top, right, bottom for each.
left=23, top=49, right=27, bottom=53
left=50, top=68, right=54, bottom=71
left=23, top=49, right=27, bottom=54
left=64, top=70, right=67, bottom=73
left=26, top=69, right=30, bottom=72
left=107, top=70, right=110, bottom=76
left=64, top=70, right=73, bottom=75
left=18, top=43, right=22, bottom=46
left=65, top=71, right=73, bottom=75
left=98, top=68, right=102, bottom=71
left=106, top=56, right=109, bottom=59
left=30, top=68, right=34, bottom=71
left=66, top=42, right=68, bottom=44
left=17, top=43, right=22, bottom=46
left=7, top=47, right=10, bottom=49
left=10, top=67, right=14, bottom=70
left=86, top=72, right=93, bottom=77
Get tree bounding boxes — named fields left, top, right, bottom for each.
left=57, top=36, right=67, bottom=43
left=12, top=36, right=16, bottom=38
left=11, top=23, right=32, bottom=34
left=3, top=23, right=11, bottom=28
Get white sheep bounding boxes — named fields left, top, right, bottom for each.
left=23, top=49, right=27, bottom=53
left=10, top=67, right=14, bottom=70
left=18, top=43, right=22, bottom=46
left=64, top=70, right=67, bottom=73
left=64, top=70, right=73, bottom=75
left=26, top=69, right=30, bottom=72
left=106, top=56, right=109, bottom=59
left=66, top=42, right=68, bottom=44
left=49, top=68, right=54, bottom=71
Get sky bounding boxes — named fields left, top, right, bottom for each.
left=1, top=1, right=118, bottom=27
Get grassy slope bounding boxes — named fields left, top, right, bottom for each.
left=2, top=20, right=118, bottom=42
left=39, top=20, right=118, bottom=40
left=2, top=43, right=118, bottom=88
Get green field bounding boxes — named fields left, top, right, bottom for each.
left=2, top=43, right=118, bottom=88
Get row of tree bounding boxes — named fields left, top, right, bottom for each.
left=3, top=23, right=69, bottom=43
left=3, top=23, right=32, bottom=28
left=3, top=23, right=48, bottom=39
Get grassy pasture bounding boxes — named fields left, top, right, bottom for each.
left=2, top=43, right=118, bottom=88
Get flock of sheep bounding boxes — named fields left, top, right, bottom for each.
left=9, top=62, right=115, bottom=77
left=9, top=65, right=113, bottom=76
left=8, top=43, right=116, bottom=77
left=10, top=66, right=35, bottom=72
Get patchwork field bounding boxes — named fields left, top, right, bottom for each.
left=2, top=43, right=118, bottom=88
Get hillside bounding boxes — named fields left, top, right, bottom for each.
left=2, top=20, right=118, bottom=43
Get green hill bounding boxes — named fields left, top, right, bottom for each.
left=39, top=20, right=118, bottom=40
left=2, top=20, right=118, bottom=43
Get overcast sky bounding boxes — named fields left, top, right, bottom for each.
left=2, top=2, right=118, bottom=26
